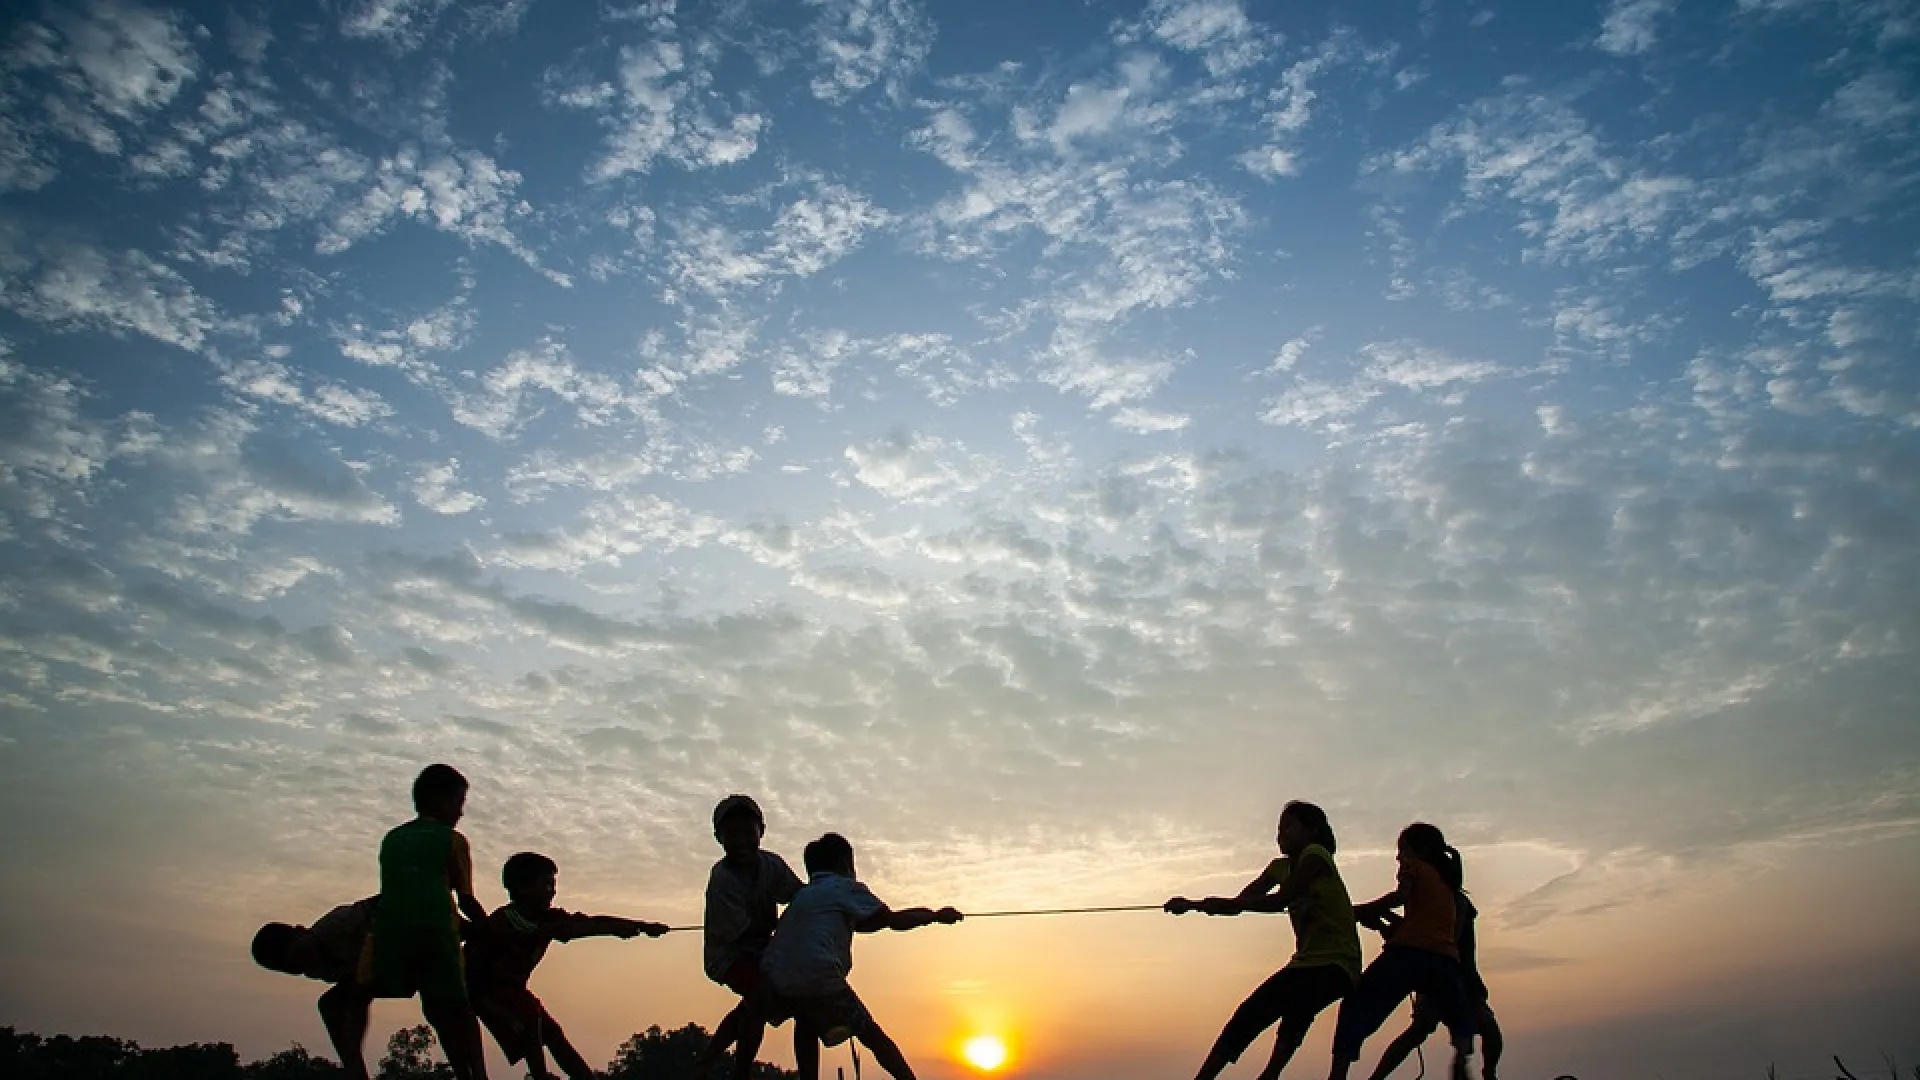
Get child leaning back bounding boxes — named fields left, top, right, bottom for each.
left=753, top=832, right=962, bottom=1080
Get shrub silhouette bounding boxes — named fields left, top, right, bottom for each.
left=2, top=1023, right=798, bottom=1079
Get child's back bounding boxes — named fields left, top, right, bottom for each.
left=380, top=816, right=466, bottom=929
left=1387, top=855, right=1457, bottom=960
left=760, top=868, right=882, bottom=996
left=363, top=764, right=489, bottom=1080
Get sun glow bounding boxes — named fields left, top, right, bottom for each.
left=961, top=1034, right=1009, bottom=1072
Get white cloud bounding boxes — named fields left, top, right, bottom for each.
left=410, top=460, right=485, bottom=515
left=1363, top=340, right=1501, bottom=389
left=1145, top=0, right=1266, bottom=76
left=0, top=354, right=123, bottom=528
left=0, top=232, right=218, bottom=353
left=1239, top=33, right=1357, bottom=179
left=876, top=333, right=1016, bottom=406
left=666, top=181, right=891, bottom=297
left=559, top=35, right=767, bottom=180
left=1596, top=0, right=1676, bottom=55
left=4, top=0, right=198, bottom=157
left=805, top=0, right=934, bottom=103
left=340, top=0, right=455, bottom=49
left=771, top=332, right=852, bottom=400
left=319, top=148, right=566, bottom=284
left=494, top=493, right=721, bottom=571
left=451, top=340, right=638, bottom=438
left=1260, top=340, right=1502, bottom=430
left=212, top=350, right=392, bottom=428
left=1041, top=55, right=1170, bottom=154
left=340, top=0, right=532, bottom=52
left=143, top=410, right=399, bottom=536
left=1038, top=329, right=1180, bottom=411
left=1269, top=332, right=1316, bottom=373
left=845, top=429, right=985, bottom=502
left=0, top=111, right=58, bottom=194
left=1111, top=407, right=1191, bottom=433
left=1380, top=90, right=1697, bottom=263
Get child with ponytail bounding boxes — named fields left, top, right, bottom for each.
left=1362, top=845, right=1503, bottom=1080
left=1326, top=823, right=1477, bottom=1080
left=1166, top=801, right=1362, bottom=1080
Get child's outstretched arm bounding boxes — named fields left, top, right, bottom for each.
left=1352, top=886, right=1404, bottom=930
left=1169, top=851, right=1329, bottom=916
left=548, top=913, right=670, bottom=941
left=855, top=905, right=963, bottom=933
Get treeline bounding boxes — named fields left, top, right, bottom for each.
left=0, top=1023, right=799, bottom=1080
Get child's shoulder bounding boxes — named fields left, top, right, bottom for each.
left=1298, top=842, right=1336, bottom=865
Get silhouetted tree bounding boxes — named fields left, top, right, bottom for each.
left=242, top=1044, right=343, bottom=1079
left=377, top=1025, right=454, bottom=1080
left=120, top=1041, right=245, bottom=1079
left=605, top=1024, right=797, bottom=1080
left=1, top=1027, right=139, bottom=1079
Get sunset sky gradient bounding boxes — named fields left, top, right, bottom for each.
left=1, top=1, right=1918, bottom=1078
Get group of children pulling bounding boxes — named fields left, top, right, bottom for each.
left=252, top=767, right=1500, bottom=1080
left=1165, top=801, right=1502, bottom=1080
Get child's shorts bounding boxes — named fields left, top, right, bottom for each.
left=721, top=953, right=764, bottom=997
left=1409, top=993, right=1497, bottom=1038
left=754, top=979, right=874, bottom=1046
left=473, top=984, right=556, bottom=1065
left=363, top=923, right=468, bottom=1007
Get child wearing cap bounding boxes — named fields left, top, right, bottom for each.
left=692, top=794, right=806, bottom=1080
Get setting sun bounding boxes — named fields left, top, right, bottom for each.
left=961, top=1034, right=1010, bottom=1072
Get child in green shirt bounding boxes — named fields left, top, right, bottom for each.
left=1167, top=800, right=1361, bottom=1080
left=366, top=764, right=491, bottom=1080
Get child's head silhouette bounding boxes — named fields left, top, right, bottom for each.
left=411, top=763, right=468, bottom=823
left=803, top=832, right=855, bottom=876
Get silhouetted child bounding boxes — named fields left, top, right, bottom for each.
left=1166, top=801, right=1362, bottom=1080
left=466, top=852, right=669, bottom=1080
left=753, top=832, right=962, bottom=1080
left=365, top=763, right=492, bottom=1080
left=251, top=896, right=381, bottom=1080
left=1328, top=823, right=1477, bottom=1080
left=1361, top=858, right=1503, bottom=1080
left=693, top=794, right=806, bottom=1080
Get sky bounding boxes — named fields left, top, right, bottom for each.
left=1, top=0, right=1918, bottom=1077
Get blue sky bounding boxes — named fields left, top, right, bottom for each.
left=2, top=1, right=1918, bottom=1078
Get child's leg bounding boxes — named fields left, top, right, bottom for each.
left=1252, top=1025, right=1306, bottom=1080
left=794, top=1022, right=820, bottom=1080
left=1476, top=1003, right=1503, bottom=1080
left=317, top=984, right=373, bottom=1080
left=1194, top=984, right=1284, bottom=1080
left=1197, top=967, right=1317, bottom=1080
left=1329, top=949, right=1420, bottom=1071
left=422, top=998, right=490, bottom=1080
left=695, top=1000, right=751, bottom=1080
left=855, top=1023, right=917, bottom=1080
left=1363, top=1020, right=1428, bottom=1080
left=727, top=1016, right=769, bottom=1080
left=1410, top=962, right=1476, bottom=1080
left=1365, top=1002, right=1440, bottom=1080
left=1253, top=966, right=1349, bottom=1080
left=540, top=1013, right=595, bottom=1080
